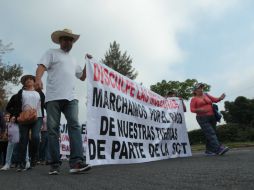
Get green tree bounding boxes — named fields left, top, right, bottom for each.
left=150, top=79, right=210, bottom=100
left=101, top=41, right=138, bottom=80
left=0, top=40, right=23, bottom=110
left=221, top=96, right=254, bottom=127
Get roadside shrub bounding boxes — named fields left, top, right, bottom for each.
left=188, top=123, right=254, bottom=144
left=188, top=129, right=205, bottom=145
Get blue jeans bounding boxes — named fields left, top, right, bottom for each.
left=5, top=142, right=16, bottom=165
left=11, top=143, right=19, bottom=164
left=0, top=141, right=8, bottom=165
left=12, top=143, right=30, bottom=165
left=46, top=100, right=84, bottom=167
left=38, top=131, right=50, bottom=161
left=196, top=115, right=220, bottom=153
left=18, top=117, right=42, bottom=165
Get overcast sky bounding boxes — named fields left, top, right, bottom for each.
left=1, top=0, right=254, bottom=131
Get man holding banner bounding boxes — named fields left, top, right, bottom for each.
left=35, top=28, right=91, bottom=175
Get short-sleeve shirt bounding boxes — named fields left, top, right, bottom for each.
left=22, top=90, right=42, bottom=117
left=190, top=93, right=220, bottom=116
left=39, top=49, right=83, bottom=102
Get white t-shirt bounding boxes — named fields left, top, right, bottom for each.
left=22, top=90, right=42, bottom=117
left=39, top=48, right=83, bottom=102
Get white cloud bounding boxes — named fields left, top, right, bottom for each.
left=0, top=0, right=245, bottom=130
left=207, top=38, right=254, bottom=101
left=1, top=0, right=241, bottom=84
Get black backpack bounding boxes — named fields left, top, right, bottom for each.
left=212, top=104, right=222, bottom=123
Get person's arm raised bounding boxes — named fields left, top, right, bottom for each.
left=80, top=53, right=93, bottom=81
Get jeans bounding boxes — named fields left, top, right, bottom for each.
left=12, top=143, right=30, bottom=165
left=38, top=131, right=50, bottom=161
left=46, top=100, right=84, bottom=167
left=196, top=115, right=220, bottom=153
left=5, top=142, right=16, bottom=165
left=11, top=143, right=19, bottom=164
left=18, top=117, right=42, bottom=165
left=0, top=141, right=8, bottom=165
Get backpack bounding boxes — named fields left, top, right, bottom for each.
left=204, top=93, right=223, bottom=123
left=212, top=104, right=222, bottom=123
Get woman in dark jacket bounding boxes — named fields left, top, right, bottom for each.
left=6, top=75, right=45, bottom=171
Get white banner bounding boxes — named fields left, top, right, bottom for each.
left=60, top=123, right=87, bottom=156
left=86, top=60, right=192, bottom=165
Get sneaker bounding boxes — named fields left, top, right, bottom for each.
left=10, top=164, right=16, bottom=168
left=31, top=160, right=37, bottom=168
left=45, top=161, right=51, bottom=165
left=1, top=164, right=10, bottom=170
left=49, top=165, right=60, bottom=175
left=40, top=161, right=46, bottom=165
left=17, top=164, right=27, bottom=172
left=25, top=161, right=31, bottom=170
left=217, top=146, right=230, bottom=155
left=69, top=162, right=91, bottom=174
left=205, top=150, right=216, bottom=156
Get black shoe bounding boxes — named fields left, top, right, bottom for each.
left=217, top=146, right=230, bottom=155
left=31, top=161, right=37, bottom=167
left=10, top=164, right=16, bottom=168
left=45, top=161, right=51, bottom=165
left=17, top=164, right=27, bottom=172
left=49, top=165, right=60, bottom=175
left=69, top=162, right=91, bottom=174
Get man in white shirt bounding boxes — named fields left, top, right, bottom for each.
left=35, top=28, right=91, bottom=175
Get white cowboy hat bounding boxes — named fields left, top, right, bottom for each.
left=51, top=28, right=80, bottom=44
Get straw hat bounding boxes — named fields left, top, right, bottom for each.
left=51, top=28, right=80, bottom=44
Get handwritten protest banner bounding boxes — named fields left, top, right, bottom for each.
left=86, top=60, right=192, bottom=165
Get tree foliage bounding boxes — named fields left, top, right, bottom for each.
left=221, top=96, right=254, bottom=127
left=0, top=40, right=23, bottom=110
left=150, top=79, right=210, bottom=100
left=101, top=41, right=138, bottom=80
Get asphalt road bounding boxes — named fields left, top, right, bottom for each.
left=0, top=147, right=253, bottom=190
